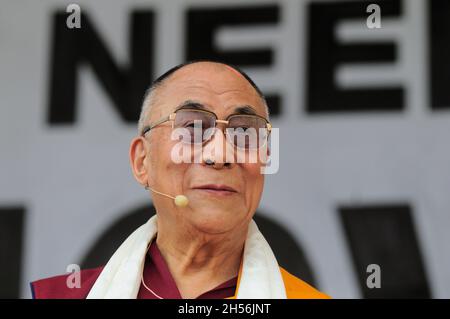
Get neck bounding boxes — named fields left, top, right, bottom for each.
left=155, top=216, right=247, bottom=298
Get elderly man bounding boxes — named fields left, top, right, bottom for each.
left=31, top=61, right=329, bottom=299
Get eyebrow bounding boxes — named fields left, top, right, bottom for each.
left=233, top=105, right=258, bottom=116
left=175, top=100, right=259, bottom=116
left=175, top=100, right=208, bottom=111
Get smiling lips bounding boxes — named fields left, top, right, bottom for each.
left=193, top=184, right=238, bottom=195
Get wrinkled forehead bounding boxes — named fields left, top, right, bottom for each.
left=149, top=65, right=266, bottom=121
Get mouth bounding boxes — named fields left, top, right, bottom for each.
left=192, top=184, right=238, bottom=196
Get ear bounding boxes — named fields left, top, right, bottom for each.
left=129, top=136, right=149, bottom=187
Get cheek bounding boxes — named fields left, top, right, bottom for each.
left=148, top=134, right=183, bottom=179
left=149, top=130, right=176, bottom=161
left=242, top=162, right=264, bottom=178
left=241, top=163, right=265, bottom=196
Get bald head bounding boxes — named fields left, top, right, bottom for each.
left=138, top=61, right=269, bottom=134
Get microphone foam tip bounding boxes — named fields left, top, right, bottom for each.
left=174, top=195, right=189, bottom=207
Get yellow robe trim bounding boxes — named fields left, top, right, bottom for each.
left=226, top=258, right=330, bottom=299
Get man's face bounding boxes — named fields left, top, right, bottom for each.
left=135, top=62, right=268, bottom=234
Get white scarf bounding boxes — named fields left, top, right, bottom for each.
left=86, top=215, right=287, bottom=299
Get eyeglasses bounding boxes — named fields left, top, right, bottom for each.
left=141, top=107, right=272, bottom=150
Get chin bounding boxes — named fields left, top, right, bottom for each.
left=188, top=208, right=241, bottom=234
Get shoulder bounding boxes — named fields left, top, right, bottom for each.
left=30, top=266, right=104, bottom=299
left=279, top=267, right=331, bottom=299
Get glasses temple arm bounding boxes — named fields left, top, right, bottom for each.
left=141, top=115, right=171, bottom=136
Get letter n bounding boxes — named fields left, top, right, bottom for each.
left=48, top=10, right=154, bottom=124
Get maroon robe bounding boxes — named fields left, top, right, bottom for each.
left=31, top=240, right=237, bottom=299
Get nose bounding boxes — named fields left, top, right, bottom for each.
left=202, top=127, right=233, bottom=169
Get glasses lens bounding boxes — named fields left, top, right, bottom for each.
left=227, top=115, right=268, bottom=149
left=174, top=109, right=216, bottom=144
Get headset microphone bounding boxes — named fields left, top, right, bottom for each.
left=145, top=185, right=189, bottom=207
